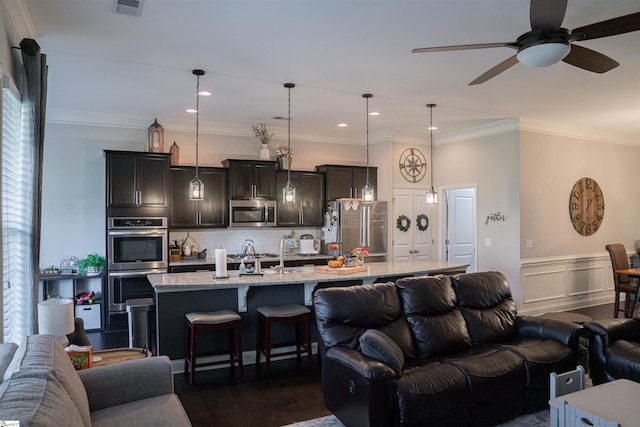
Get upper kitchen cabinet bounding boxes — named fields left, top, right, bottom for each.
left=170, top=166, right=228, bottom=228
left=222, top=159, right=276, bottom=200
left=105, top=150, right=171, bottom=217
left=276, top=170, right=325, bottom=227
left=315, top=165, right=377, bottom=201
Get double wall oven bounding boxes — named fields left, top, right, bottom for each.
left=107, top=217, right=168, bottom=314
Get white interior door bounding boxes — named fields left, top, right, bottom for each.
left=445, top=188, right=476, bottom=272
left=393, top=189, right=433, bottom=262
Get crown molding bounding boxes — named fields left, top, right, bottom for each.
left=520, top=119, right=639, bottom=147
left=3, top=0, right=37, bottom=41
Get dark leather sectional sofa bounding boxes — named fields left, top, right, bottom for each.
left=313, top=271, right=583, bottom=427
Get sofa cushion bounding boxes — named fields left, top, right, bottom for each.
left=604, top=339, right=640, bottom=382
left=452, top=271, right=518, bottom=346
left=90, top=394, right=192, bottom=427
left=314, top=282, right=404, bottom=350
left=0, top=343, right=18, bottom=379
left=0, top=367, right=85, bottom=427
left=3, top=335, right=91, bottom=427
left=396, top=359, right=470, bottom=426
left=443, top=346, right=526, bottom=425
left=396, top=275, right=471, bottom=358
left=359, top=329, right=404, bottom=376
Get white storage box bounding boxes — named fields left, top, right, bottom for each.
left=75, top=303, right=101, bottom=330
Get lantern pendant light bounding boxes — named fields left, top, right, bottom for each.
left=426, top=103, right=438, bottom=205
left=189, top=69, right=204, bottom=200
left=361, top=93, right=374, bottom=203
left=282, top=83, right=296, bottom=204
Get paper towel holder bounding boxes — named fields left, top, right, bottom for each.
left=214, top=248, right=229, bottom=279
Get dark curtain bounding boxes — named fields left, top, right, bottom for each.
left=20, top=38, right=48, bottom=334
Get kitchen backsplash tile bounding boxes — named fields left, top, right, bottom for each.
left=169, top=228, right=321, bottom=257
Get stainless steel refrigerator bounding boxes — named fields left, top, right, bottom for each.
left=322, top=200, right=387, bottom=262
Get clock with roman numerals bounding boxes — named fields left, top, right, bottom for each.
left=399, top=148, right=427, bottom=182
left=569, top=177, right=604, bottom=236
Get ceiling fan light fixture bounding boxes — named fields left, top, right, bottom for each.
left=517, top=41, right=570, bottom=67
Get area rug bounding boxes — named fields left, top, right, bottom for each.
left=282, top=410, right=549, bottom=427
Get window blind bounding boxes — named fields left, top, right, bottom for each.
left=2, top=85, right=33, bottom=345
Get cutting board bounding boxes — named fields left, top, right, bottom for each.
left=316, top=265, right=367, bottom=275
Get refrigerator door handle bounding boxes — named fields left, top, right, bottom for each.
left=360, top=206, right=371, bottom=247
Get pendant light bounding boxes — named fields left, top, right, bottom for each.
left=189, top=69, right=204, bottom=200
left=282, top=83, right=296, bottom=204
left=361, top=93, right=374, bottom=203
left=426, top=103, right=438, bottom=204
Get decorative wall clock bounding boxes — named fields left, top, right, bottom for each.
left=399, top=148, right=427, bottom=182
left=569, top=177, right=604, bottom=236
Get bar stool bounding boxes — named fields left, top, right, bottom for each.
left=184, top=309, right=243, bottom=384
left=255, top=304, right=313, bottom=374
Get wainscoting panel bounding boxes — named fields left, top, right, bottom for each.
left=519, top=253, right=625, bottom=315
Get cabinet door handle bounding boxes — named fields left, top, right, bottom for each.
left=414, top=250, right=420, bottom=253
left=409, top=250, right=415, bottom=254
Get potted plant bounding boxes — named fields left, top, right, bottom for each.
left=252, top=124, right=274, bottom=160
left=78, top=252, right=106, bottom=276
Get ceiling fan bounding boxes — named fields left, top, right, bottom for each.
left=412, top=0, right=640, bottom=85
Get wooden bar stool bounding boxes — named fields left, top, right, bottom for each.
left=184, top=309, right=243, bottom=384
left=255, top=304, right=313, bottom=374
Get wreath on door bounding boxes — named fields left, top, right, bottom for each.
left=396, top=215, right=411, bottom=232
left=416, top=214, right=429, bottom=231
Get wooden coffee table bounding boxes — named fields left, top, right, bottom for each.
left=92, top=347, right=151, bottom=367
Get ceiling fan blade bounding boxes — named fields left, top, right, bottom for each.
left=562, top=44, right=619, bottom=73
left=412, top=42, right=516, bottom=53
left=530, top=0, right=567, bottom=30
left=469, top=55, right=519, bottom=86
left=571, top=11, right=640, bottom=41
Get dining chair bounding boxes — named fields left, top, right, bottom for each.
left=605, top=243, right=639, bottom=318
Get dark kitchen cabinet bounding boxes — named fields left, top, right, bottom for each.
left=105, top=151, right=170, bottom=215
left=222, top=159, right=276, bottom=200
left=170, top=166, right=228, bottom=228
left=276, top=170, right=325, bottom=227
left=315, top=164, right=377, bottom=201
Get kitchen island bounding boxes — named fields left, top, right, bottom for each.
left=149, top=260, right=468, bottom=360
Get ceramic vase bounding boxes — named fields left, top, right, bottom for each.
left=259, top=145, right=270, bottom=160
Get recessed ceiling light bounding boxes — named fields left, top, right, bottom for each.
left=337, top=123, right=348, bottom=127
left=369, top=112, right=380, bottom=116
left=198, top=91, right=212, bottom=96
left=186, top=108, right=197, bottom=114
left=428, top=126, right=438, bottom=130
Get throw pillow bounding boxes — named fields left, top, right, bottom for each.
left=359, top=329, right=404, bottom=376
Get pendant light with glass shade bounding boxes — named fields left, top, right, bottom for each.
left=361, top=93, right=374, bottom=203
left=282, top=83, right=296, bottom=204
left=426, top=103, right=438, bottom=205
left=189, top=69, right=205, bottom=200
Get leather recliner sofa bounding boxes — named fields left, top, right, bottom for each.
left=313, top=271, right=583, bottom=427
left=584, top=302, right=640, bottom=385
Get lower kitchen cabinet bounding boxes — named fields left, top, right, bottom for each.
left=276, top=170, right=325, bottom=227
left=170, top=166, right=228, bottom=228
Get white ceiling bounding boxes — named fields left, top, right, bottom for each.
left=21, top=0, right=640, bottom=144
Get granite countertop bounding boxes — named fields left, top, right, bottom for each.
left=149, top=260, right=469, bottom=292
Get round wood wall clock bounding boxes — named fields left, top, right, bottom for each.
left=569, top=177, right=604, bottom=236
left=399, top=148, right=427, bottom=182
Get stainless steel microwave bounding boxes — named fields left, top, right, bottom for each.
left=229, top=200, right=277, bottom=227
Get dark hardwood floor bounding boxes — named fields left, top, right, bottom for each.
left=87, top=302, right=615, bottom=427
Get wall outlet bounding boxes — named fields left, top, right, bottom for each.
left=525, top=239, right=533, bottom=248
left=485, top=238, right=492, bottom=247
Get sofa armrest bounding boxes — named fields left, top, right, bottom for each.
left=322, top=346, right=397, bottom=427
left=326, top=346, right=397, bottom=381
left=78, top=356, right=174, bottom=412
left=516, top=315, right=584, bottom=350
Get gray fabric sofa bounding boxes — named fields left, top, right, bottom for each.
left=0, top=334, right=191, bottom=426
